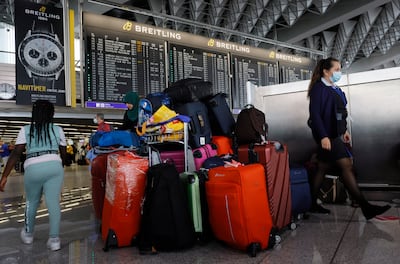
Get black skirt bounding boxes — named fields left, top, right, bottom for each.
left=317, top=136, right=352, bottom=162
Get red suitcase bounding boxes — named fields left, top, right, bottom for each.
left=237, top=143, right=292, bottom=230
left=206, top=164, right=275, bottom=257
left=102, top=152, right=148, bottom=250
left=90, top=150, right=125, bottom=220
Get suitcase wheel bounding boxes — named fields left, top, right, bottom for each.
left=267, top=228, right=280, bottom=249
left=103, top=229, right=118, bottom=252
left=275, top=235, right=282, bottom=244
left=247, top=243, right=261, bottom=257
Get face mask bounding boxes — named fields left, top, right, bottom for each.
left=330, top=71, right=342, bottom=83
left=93, top=118, right=98, bottom=124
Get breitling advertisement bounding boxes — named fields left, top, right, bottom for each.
left=15, top=1, right=65, bottom=106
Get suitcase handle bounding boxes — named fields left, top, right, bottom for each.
left=248, top=143, right=259, bottom=163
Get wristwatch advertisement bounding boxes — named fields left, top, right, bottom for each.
left=15, top=1, right=65, bottom=106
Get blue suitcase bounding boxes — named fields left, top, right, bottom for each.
left=146, top=92, right=171, bottom=112
left=205, top=93, right=235, bottom=136
left=176, top=102, right=212, bottom=148
left=290, top=166, right=312, bottom=215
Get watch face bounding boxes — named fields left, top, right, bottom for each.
left=18, top=33, right=64, bottom=78
left=0, top=83, right=16, bottom=100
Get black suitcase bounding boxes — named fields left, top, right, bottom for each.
left=139, top=163, right=195, bottom=253
left=165, top=78, right=213, bottom=105
left=204, top=93, right=235, bottom=136
left=176, top=101, right=212, bottom=148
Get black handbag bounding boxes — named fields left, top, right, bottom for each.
left=318, top=175, right=348, bottom=204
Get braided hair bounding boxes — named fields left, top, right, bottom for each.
left=29, top=100, right=56, bottom=147
left=307, top=57, right=339, bottom=97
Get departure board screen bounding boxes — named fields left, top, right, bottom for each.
left=84, top=27, right=165, bottom=107
left=232, top=56, right=279, bottom=109
left=169, top=44, right=230, bottom=95
left=279, top=62, right=313, bottom=83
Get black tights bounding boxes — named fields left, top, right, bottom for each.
left=311, top=158, right=368, bottom=207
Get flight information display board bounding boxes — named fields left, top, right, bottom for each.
left=279, top=62, right=313, bottom=83
left=232, top=56, right=279, bottom=109
left=169, top=44, right=230, bottom=95
left=84, top=27, right=165, bottom=108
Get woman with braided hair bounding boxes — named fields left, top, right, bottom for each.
left=0, top=100, right=67, bottom=250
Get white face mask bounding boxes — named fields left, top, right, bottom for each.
left=93, top=117, right=98, bottom=124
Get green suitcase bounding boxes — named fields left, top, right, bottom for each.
left=180, top=171, right=211, bottom=241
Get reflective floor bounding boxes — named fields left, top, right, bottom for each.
left=0, top=165, right=399, bottom=264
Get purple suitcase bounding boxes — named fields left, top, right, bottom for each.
left=193, top=144, right=218, bottom=170
left=150, top=142, right=186, bottom=173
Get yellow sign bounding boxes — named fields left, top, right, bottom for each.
left=39, top=6, right=46, bottom=13
left=269, top=51, right=276, bottom=59
left=122, top=21, right=133, bottom=31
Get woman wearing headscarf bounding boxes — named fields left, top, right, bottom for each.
left=120, top=91, right=140, bottom=131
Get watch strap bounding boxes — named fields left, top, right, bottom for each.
left=32, top=20, right=54, bottom=35
left=33, top=77, right=55, bottom=90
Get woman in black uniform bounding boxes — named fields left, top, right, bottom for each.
left=308, top=57, right=390, bottom=220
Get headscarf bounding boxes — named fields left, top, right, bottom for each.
left=123, top=92, right=139, bottom=122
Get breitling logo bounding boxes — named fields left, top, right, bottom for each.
left=269, top=51, right=276, bottom=59
left=122, top=21, right=133, bottom=31
left=24, top=6, right=61, bottom=20
left=207, top=39, right=215, bottom=47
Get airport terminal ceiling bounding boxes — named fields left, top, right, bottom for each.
left=1, top=0, right=399, bottom=70
left=0, top=0, right=399, bottom=141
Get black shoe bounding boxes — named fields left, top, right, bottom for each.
left=310, top=204, right=331, bottom=214
left=361, top=204, right=391, bottom=220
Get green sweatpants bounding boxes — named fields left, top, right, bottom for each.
left=24, top=160, right=64, bottom=238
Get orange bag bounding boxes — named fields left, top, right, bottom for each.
left=212, top=136, right=233, bottom=155
left=102, top=151, right=148, bottom=250
left=206, top=164, right=275, bottom=256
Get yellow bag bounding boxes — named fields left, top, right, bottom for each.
left=151, top=105, right=177, bottom=124
left=162, top=119, right=184, bottom=133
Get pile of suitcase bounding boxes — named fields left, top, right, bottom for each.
left=90, top=78, right=312, bottom=257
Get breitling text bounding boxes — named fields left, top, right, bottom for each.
left=24, top=9, right=61, bottom=20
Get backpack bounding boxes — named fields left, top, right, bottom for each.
left=234, top=105, right=268, bottom=145
left=139, top=163, right=195, bottom=253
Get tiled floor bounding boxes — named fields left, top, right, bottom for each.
left=0, top=165, right=399, bottom=264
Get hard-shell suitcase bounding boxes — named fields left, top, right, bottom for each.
left=149, top=142, right=195, bottom=173
left=180, top=171, right=212, bottom=242
left=176, top=101, right=212, bottom=148
left=90, top=150, right=125, bottom=220
left=237, top=143, right=292, bottom=230
left=204, top=93, right=235, bottom=136
left=139, top=163, right=195, bottom=253
left=206, top=164, right=275, bottom=257
left=212, top=136, right=233, bottom=156
left=193, top=143, right=218, bottom=170
left=102, top=152, right=148, bottom=251
left=290, top=166, right=312, bottom=216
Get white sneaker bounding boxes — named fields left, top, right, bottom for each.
left=47, top=237, right=61, bottom=251
left=20, top=228, right=33, bottom=244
